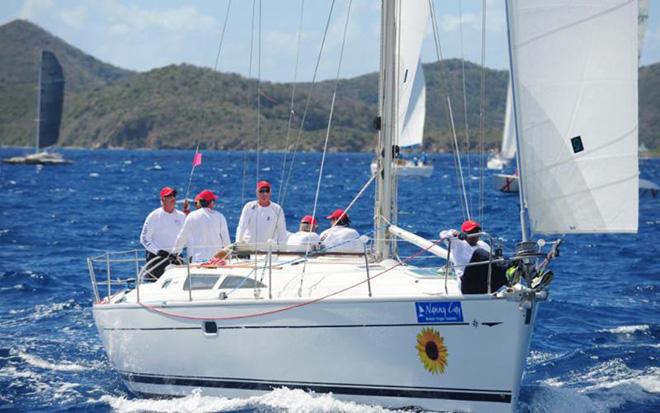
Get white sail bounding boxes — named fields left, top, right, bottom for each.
left=508, top=0, right=638, bottom=234
left=501, top=82, right=517, bottom=160
left=399, top=61, right=425, bottom=147
left=395, top=1, right=429, bottom=148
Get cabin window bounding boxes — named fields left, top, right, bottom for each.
left=183, top=274, right=221, bottom=291
left=219, top=275, right=267, bottom=289
left=161, top=279, right=172, bottom=289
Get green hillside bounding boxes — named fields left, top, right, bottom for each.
left=1, top=19, right=659, bottom=152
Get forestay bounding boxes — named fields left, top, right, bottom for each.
left=508, top=0, right=638, bottom=234
left=395, top=1, right=429, bottom=148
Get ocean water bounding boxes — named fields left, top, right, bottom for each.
left=0, top=148, right=658, bottom=413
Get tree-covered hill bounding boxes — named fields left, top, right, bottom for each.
left=1, top=19, right=658, bottom=152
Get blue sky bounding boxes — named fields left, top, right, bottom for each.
left=1, top=0, right=659, bottom=82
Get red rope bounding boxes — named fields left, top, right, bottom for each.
left=138, top=242, right=439, bottom=321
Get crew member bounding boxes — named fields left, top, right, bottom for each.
left=140, top=186, right=186, bottom=279
left=287, top=215, right=321, bottom=247
left=319, top=209, right=364, bottom=253
left=174, top=189, right=231, bottom=262
left=236, top=180, right=288, bottom=245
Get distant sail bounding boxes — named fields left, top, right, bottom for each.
left=508, top=0, right=638, bottom=234
left=37, top=50, right=65, bottom=150
left=500, top=82, right=516, bottom=160
left=395, top=1, right=429, bottom=148
left=399, top=61, right=425, bottom=148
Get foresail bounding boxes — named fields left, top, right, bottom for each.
left=508, top=0, right=638, bottom=234
left=399, top=61, right=425, bottom=148
left=501, top=82, right=516, bottom=160
left=395, top=0, right=429, bottom=148
left=38, top=50, right=65, bottom=149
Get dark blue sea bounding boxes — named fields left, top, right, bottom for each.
left=1, top=148, right=658, bottom=413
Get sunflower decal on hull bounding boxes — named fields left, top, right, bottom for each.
left=416, top=328, right=448, bottom=374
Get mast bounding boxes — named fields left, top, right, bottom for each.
left=504, top=0, right=529, bottom=241
left=35, top=50, right=43, bottom=154
left=374, top=0, right=398, bottom=261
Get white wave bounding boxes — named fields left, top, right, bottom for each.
left=101, top=387, right=404, bottom=413
left=527, top=350, right=560, bottom=366
left=89, top=172, right=100, bottom=177
left=20, top=352, right=87, bottom=372
left=600, top=324, right=650, bottom=334
left=31, top=300, right=80, bottom=320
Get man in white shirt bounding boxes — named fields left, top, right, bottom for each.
left=288, top=215, right=321, bottom=248
left=439, top=220, right=491, bottom=289
left=140, top=186, right=186, bottom=279
left=319, top=209, right=364, bottom=253
left=236, top=181, right=288, bottom=246
left=174, top=189, right=231, bottom=263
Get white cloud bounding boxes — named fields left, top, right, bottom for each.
left=59, top=7, right=87, bottom=30
left=18, top=0, right=56, bottom=20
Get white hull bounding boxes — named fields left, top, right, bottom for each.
left=487, top=155, right=511, bottom=170
left=494, top=174, right=519, bottom=193
left=2, top=151, right=71, bottom=165
left=370, top=159, right=433, bottom=177
left=92, top=255, right=541, bottom=413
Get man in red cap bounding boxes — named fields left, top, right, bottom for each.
left=440, top=219, right=491, bottom=287
left=140, top=186, right=186, bottom=278
left=319, top=209, right=364, bottom=253
left=173, top=189, right=231, bottom=262
left=287, top=215, right=321, bottom=247
left=236, top=180, right=288, bottom=245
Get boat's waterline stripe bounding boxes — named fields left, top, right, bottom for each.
left=120, top=372, right=512, bottom=403
left=103, top=321, right=481, bottom=331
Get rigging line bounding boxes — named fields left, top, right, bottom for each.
left=242, top=0, right=258, bottom=206
left=277, top=0, right=306, bottom=204
left=478, top=0, right=487, bottom=225
left=311, top=0, right=352, bottom=225
left=256, top=0, right=262, bottom=184
left=459, top=0, right=473, bottom=216
left=279, top=0, right=337, bottom=209
left=429, top=0, right=469, bottom=221
left=213, top=0, right=232, bottom=71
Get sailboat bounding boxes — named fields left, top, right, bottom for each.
left=87, top=1, right=638, bottom=412
left=370, top=39, right=432, bottom=177
left=488, top=82, right=516, bottom=171
left=3, top=50, right=71, bottom=165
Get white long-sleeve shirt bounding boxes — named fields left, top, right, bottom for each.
left=140, top=208, right=186, bottom=254
left=236, top=201, right=288, bottom=245
left=319, top=226, right=364, bottom=253
left=439, top=229, right=491, bottom=278
left=174, top=207, right=231, bottom=262
left=287, top=231, right=321, bottom=246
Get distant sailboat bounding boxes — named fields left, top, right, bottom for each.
left=370, top=7, right=432, bottom=178
left=487, top=82, right=516, bottom=170
left=3, top=50, right=71, bottom=165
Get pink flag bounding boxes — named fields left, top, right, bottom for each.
left=192, top=152, right=202, bottom=167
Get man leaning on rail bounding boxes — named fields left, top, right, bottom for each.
left=140, top=186, right=186, bottom=279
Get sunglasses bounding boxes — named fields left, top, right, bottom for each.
left=258, top=188, right=270, bottom=193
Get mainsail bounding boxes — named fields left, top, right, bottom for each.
left=394, top=3, right=429, bottom=148
left=37, top=50, right=65, bottom=151
left=508, top=0, right=638, bottom=234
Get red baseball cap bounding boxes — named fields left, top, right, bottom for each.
left=256, top=180, right=271, bottom=191
left=160, top=187, right=177, bottom=197
left=197, top=189, right=218, bottom=202
left=326, top=209, right=348, bottom=220
left=300, top=215, right=318, bottom=225
left=461, top=220, right=481, bottom=233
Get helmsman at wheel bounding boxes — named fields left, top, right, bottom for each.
left=140, top=186, right=186, bottom=279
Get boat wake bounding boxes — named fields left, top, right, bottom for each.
left=101, top=388, right=411, bottom=413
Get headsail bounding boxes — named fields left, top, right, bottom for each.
left=37, top=50, right=65, bottom=150
left=507, top=0, right=638, bottom=234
